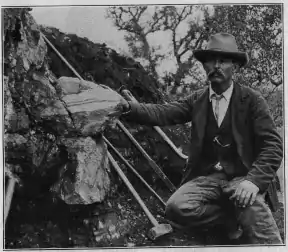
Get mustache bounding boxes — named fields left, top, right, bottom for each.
left=208, top=69, right=225, bottom=78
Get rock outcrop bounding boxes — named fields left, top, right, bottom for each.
left=3, top=8, right=122, bottom=204
left=41, top=24, right=189, bottom=187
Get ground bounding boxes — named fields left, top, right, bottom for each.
left=5, top=179, right=285, bottom=248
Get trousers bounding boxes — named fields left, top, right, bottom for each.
left=165, top=175, right=282, bottom=244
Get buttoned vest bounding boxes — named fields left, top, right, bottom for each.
left=198, top=98, right=247, bottom=178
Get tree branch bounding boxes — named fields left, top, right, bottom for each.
left=172, top=29, right=180, bottom=64
left=145, top=10, right=166, bottom=35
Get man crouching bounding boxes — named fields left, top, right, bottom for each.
left=117, top=33, right=283, bottom=244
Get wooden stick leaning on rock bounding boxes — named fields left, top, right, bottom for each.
left=107, top=152, right=173, bottom=240
left=114, top=120, right=176, bottom=192
left=98, top=84, right=176, bottom=192
left=4, top=167, right=18, bottom=225
left=104, top=137, right=167, bottom=208
left=5, top=178, right=16, bottom=225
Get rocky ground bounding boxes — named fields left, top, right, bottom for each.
left=5, top=177, right=285, bottom=249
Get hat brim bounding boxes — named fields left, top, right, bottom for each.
left=194, top=50, right=249, bottom=67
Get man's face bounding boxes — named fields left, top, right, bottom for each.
left=203, top=55, right=234, bottom=84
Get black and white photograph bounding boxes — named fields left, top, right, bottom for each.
left=2, top=1, right=286, bottom=249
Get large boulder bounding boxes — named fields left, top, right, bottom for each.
left=12, top=71, right=122, bottom=138
left=53, top=77, right=122, bottom=136
left=51, top=136, right=110, bottom=205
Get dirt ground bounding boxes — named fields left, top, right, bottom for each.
left=5, top=180, right=285, bottom=249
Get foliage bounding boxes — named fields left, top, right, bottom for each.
left=206, top=5, right=282, bottom=89
left=106, top=4, right=283, bottom=124
left=106, top=5, right=212, bottom=92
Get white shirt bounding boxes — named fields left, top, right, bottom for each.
left=209, top=83, right=234, bottom=127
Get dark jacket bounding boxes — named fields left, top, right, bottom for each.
left=125, top=84, right=283, bottom=211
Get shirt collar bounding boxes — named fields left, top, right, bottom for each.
left=209, top=82, right=234, bottom=102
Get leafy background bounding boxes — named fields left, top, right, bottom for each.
left=107, top=4, right=283, bottom=127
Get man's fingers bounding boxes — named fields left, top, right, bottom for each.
left=236, top=188, right=243, bottom=202
left=243, top=191, right=252, bottom=207
left=239, top=190, right=248, bottom=206
left=228, top=180, right=259, bottom=207
left=249, top=193, right=257, bottom=206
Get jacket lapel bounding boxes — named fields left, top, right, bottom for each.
left=192, top=86, right=209, bottom=150
left=231, top=84, right=249, bottom=163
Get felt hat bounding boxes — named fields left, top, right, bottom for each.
left=194, top=33, right=249, bottom=67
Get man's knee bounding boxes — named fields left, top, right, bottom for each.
left=238, top=195, right=282, bottom=244
left=165, top=196, right=206, bottom=222
left=238, top=195, right=270, bottom=226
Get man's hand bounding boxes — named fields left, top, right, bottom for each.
left=229, top=180, right=259, bottom=208
left=108, top=97, right=130, bottom=117
left=118, top=97, right=130, bottom=112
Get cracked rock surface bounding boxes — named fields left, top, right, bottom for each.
left=54, top=77, right=122, bottom=137
left=52, top=136, right=111, bottom=205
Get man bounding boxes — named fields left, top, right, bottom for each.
left=118, top=33, right=283, bottom=244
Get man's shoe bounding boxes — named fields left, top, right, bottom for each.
left=228, top=225, right=243, bottom=240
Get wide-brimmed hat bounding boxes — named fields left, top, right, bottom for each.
left=194, top=33, right=249, bottom=67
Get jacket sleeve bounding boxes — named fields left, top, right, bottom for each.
left=122, top=95, right=194, bottom=126
left=245, top=92, right=283, bottom=193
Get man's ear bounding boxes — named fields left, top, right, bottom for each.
left=202, top=63, right=207, bottom=72
left=232, top=62, right=240, bottom=73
